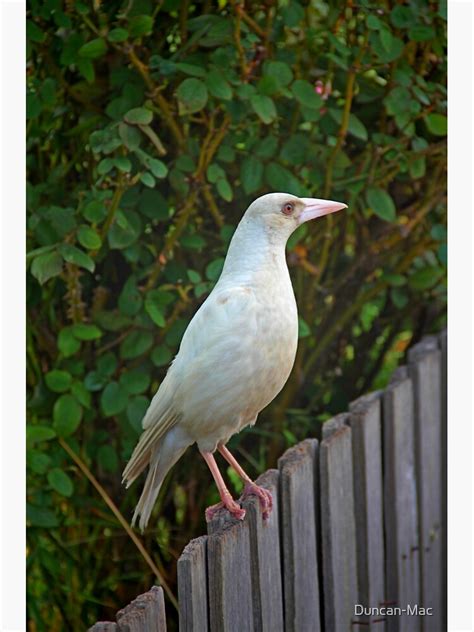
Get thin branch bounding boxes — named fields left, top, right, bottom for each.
left=59, top=438, right=178, bottom=611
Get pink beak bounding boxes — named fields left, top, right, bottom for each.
left=298, top=197, right=347, bottom=224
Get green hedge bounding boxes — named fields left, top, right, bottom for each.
left=27, top=1, right=446, bottom=629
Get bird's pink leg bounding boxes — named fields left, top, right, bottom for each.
left=218, top=445, right=273, bottom=520
left=200, top=451, right=246, bottom=522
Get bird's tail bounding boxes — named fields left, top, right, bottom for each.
left=131, top=435, right=188, bottom=532
left=124, top=424, right=190, bottom=532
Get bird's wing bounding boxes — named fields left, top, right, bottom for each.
left=141, top=285, right=259, bottom=431
left=177, top=285, right=259, bottom=361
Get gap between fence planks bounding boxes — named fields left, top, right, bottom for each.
left=89, top=331, right=446, bottom=632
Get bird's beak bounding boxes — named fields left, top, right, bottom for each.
left=298, top=198, right=347, bottom=225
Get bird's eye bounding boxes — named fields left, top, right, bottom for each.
left=282, top=202, right=294, bottom=215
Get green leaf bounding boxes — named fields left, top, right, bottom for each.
left=291, top=80, right=322, bottom=110
left=28, top=450, right=52, bottom=474
left=97, top=158, right=114, bottom=175
left=408, top=266, right=443, bottom=290
left=48, top=468, right=74, bottom=497
left=391, top=287, right=408, bottom=309
left=390, top=5, right=413, bottom=28
left=205, top=258, right=224, bottom=281
left=78, top=59, right=95, bottom=83
left=265, top=162, right=303, bottom=196
left=145, top=290, right=167, bottom=327
left=148, top=158, right=168, bottom=179
left=240, top=156, right=263, bottom=194
left=114, top=157, right=132, bottom=173
left=78, top=38, right=107, bottom=59
left=119, top=276, right=143, bottom=317
left=128, top=15, right=154, bottom=38
left=119, top=122, right=141, bottom=150
left=124, top=107, right=153, bottom=125
left=366, top=187, right=397, bottom=222
left=27, top=425, right=56, bottom=445
left=265, top=61, right=293, bottom=88
left=58, top=327, right=81, bottom=357
left=206, top=70, right=232, bottom=100
left=71, top=323, right=102, bottom=340
left=119, top=369, right=150, bottom=395
left=250, top=95, right=277, bottom=124
left=77, top=225, right=102, bottom=250
left=53, top=394, right=82, bottom=437
left=328, top=109, right=368, bottom=141
left=71, top=381, right=92, bottom=408
left=384, top=274, right=406, bottom=287
left=97, top=352, right=118, bottom=376
left=30, top=251, right=63, bottom=285
left=27, top=504, right=58, bottom=528
left=207, top=163, right=225, bottom=183
left=176, top=78, right=208, bottom=115
left=101, top=382, right=128, bottom=416
left=424, top=113, right=447, bottom=136
left=27, top=19, right=46, bottom=43
left=59, top=244, right=95, bottom=272
left=298, top=317, right=311, bottom=338
left=83, top=199, right=108, bottom=223
left=216, top=178, right=233, bottom=202
left=151, top=345, right=173, bottom=367
left=108, top=28, right=129, bottom=43
left=127, top=396, right=149, bottom=432
left=140, top=172, right=156, bottom=188
left=108, top=210, right=142, bottom=249
left=409, top=25, right=435, bottom=42
left=177, top=78, right=208, bottom=114
left=120, top=330, right=154, bottom=360
left=45, top=370, right=72, bottom=393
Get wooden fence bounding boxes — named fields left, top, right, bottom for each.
left=90, top=331, right=447, bottom=632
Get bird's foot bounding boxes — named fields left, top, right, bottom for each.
left=205, top=497, right=246, bottom=523
left=241, top=482, right=273, bottom=520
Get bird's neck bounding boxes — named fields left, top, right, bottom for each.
left=219, top=217, right=290, bottom=286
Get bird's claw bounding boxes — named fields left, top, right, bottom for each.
left=241, top=482, right=273, bottom=520
left=205, top=498, right=246, bottom=523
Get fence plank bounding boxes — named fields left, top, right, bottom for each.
left=241, top=469, right=284, bottom=632
left=88, top=623, right=117, bottom=631
left=408, top=339, right=443, bottom=630
left=116, top=586, right=167, bottom=632
left=178, top=536, right=209, bottom=632
left=207, top=509, right=253, bottom=631
left=321, top=411, right=349, bottom=440
left=349, top=392, right=386, bottom=631
left=278, top=439, right=321, bottom=632
left=383, top=371, right=420, bottom=632
left=320, top=424, right=358, bottom=632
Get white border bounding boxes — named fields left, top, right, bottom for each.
left=1, top=1, right=473, bottom=631
left=448, top=2, right=474, bottom=631
left=1, top=1, right=27, bottom=631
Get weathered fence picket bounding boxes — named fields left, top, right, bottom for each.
left=278, top=438, right=321, bottom=632
left=242, top=469, right=284, bottom=632
left=408, top=339, right=443, bottom=631
left=320, top=423, right=358, bottom=631
left=383, top=369, right=420, bottom=632
left=177, top=536, right=209, bottom=632
left=207, top=507, right=254, bottom=631
left=349, top=392, right=386, bottom=630
left=89, top=332, right=447, bottom=632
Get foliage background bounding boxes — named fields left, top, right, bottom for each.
left=26, top=0, right=446, bottom=629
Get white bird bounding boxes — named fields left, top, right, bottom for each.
left=122, top=192, right=347, bottom=531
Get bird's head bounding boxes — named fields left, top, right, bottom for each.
left=244, top=192, right=347, bottom=238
